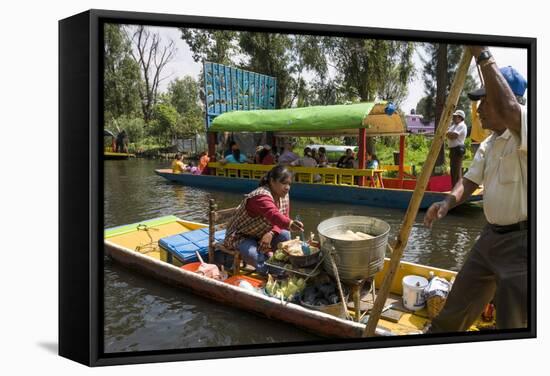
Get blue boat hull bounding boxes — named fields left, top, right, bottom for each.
left=154, top=170, right=482, bottom=210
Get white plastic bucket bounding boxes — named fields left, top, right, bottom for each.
left=402, top=275, right=429, bottom=311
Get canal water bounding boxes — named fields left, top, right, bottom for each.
left=104, top=159, right=486, bottom=353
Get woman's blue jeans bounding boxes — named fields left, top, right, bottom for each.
left=238, top=230, right=291, bottom=274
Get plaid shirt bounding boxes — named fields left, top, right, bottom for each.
left=224, top=186, right=290, bottom=250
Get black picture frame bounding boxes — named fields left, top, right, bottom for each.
left=59, top=8, right=536, bottom=367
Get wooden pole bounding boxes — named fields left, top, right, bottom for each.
left=364, top=49, right=472, bottom=337
left=358, top=128, right=367, bottom=186
left=398, top=135, right=405, bottom=188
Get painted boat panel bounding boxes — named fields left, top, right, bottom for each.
left=154, top=169, right=481, bottom=209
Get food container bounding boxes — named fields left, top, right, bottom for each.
left=285, top=246, right=322, bottom=268
left=317, top=216, right=390, bottom=281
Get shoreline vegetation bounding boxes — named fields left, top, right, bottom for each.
left=104, top=24, right=477, bottom=175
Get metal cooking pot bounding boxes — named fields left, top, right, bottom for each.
left=317, top=216, right=390, bottom=281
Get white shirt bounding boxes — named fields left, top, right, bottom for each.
left=447, top=120, right=467, bottom=148
left=464, top=106, right=527, bottom=225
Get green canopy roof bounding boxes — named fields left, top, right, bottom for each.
left=210, top=102, right=378, bottom=132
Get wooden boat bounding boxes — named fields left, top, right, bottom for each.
left=155, top=166, right=483, bottom=210
left=104, top=215, right=493, bottom=338
left=155, top=102, right=483, bottom=209
left=104, top=151, right=136, bottom=160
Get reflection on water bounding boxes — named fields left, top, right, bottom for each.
left=104, top=159, right=486, bottom=353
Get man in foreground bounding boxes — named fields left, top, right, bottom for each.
left=424, top=46, right=528, bottom=332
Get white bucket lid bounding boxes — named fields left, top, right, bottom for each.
left=402, top=275, right=429, bottom=289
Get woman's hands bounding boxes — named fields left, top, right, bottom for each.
left=289, top=220, right=304, bottom=232
left=259, top=231, right=274, bottom=253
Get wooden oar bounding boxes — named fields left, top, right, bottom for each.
left=364, top=48, right=473, bottom=336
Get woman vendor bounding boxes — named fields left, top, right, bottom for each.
left=222, top=165, right=304, bottom=274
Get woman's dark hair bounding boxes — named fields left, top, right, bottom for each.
left=318, top=147, right=326, bottom=154
left=303, top=147, right=312, bottom=157
left=175, top=153, right=182, bottom=160
left=259, top=165, right=293, bottom=187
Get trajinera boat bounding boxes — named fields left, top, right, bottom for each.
left=104, top=214, right=494, bottom=338
left=155, top=103, right=482, bottom=209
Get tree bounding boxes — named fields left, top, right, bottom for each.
left=323, top=38, right=415, bottom=150
left=127, top=26, right=177, bottom=124
left=151, top=103, right=179, bottom=142
left=324, top=38, right=415, bottom=104
left=419, top=43, right=479, bottom=168
left=419, top=44, right=478, bottom=122
left=167, top=76, right=204, bottom=136
left=103, top=24, right=141, bottom=122
left=168, top=76, right=201, bottom=115
left=179, top=29, right=238, bottom=65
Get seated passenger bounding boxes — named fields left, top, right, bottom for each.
left=337, top=148, right=355, bottom=168
left=171, top=153, right=187, bottom=174
left=254, top=145, right=263, bottom=164
left=367, top=152, right=380, bottom=169
left=259, top=145, right=275, bottom=165
left=291, top=147, right=321, bottom=182
left=222, top=165, right=304, bottom=275
left=186, top=161, right=200, bottom=175
left=198, top=151, right=210, bottom=174
left=317, top=147, right=329, bottom=167
left=221, top=147, right=249, bottom=164
left=278, top=141, right=299, bottom=165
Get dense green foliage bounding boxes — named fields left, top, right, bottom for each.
left=104, top=24, right=142, bottom=123
left=104, top=25, right=476, bottom=164
left=416, top=44, right=478, bottom=122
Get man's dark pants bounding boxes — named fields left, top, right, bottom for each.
left=430, top=224, right=528, bottom=332
left=449, top=145, right=466, bottom=188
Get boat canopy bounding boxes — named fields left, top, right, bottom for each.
left=209, top=102, right=405, bottom=136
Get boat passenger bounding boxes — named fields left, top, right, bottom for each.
left=254, top=145, right=264, bottom=164
left=221, top=147, right=249, bottom=164
left=222, top=165, right=304, bottom=275
left=317, top=147, right=329, bottom=167
left=278, top=141, right=299, bottom=165
left=336, top=148, right=355, bottom=168
left=272, top=145, right=280, bottom=163
left=186, top=161, right=200, bottom=175
left=291, top=147, right=321, bottom=182
left=171, top=153, right=187, bottom=174
left=259, top=144, right=275, bottom=165
left=424, top=48, right=528, bottom=332
left=311, top=148, right=318, bottom=162
left=198, top=151, right=210, bottom=174
left=224, top=141, right=238, bottom=157
left=366, top=152, right=379, bottom=169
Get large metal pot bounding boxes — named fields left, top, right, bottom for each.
left=317, top=216, right=390, bottom=281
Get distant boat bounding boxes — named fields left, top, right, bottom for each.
left=405, top=114, right=435, bottom=134
left=155, top=165, right=483, bottom=210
